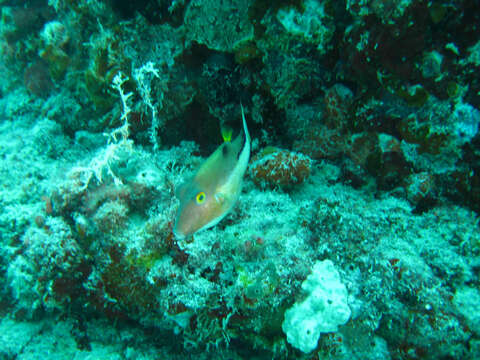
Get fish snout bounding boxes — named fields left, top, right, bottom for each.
left=173, top=220, right=187, bottom=240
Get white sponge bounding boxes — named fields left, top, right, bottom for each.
left=282, top=260, right=351, bottom=353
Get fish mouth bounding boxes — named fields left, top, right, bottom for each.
left=172, top=226, right=186, bottom=240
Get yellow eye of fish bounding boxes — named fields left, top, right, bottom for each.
left=196, top=192, right=206, bottom=204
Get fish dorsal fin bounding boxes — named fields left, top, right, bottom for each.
left=240, top=103, right=250, bottom=154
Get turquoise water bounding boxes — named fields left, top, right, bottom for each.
left=0, top=1, right=479, bottom=359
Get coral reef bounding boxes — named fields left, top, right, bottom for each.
left=0, top=0, right=480, bottom=359
left=250, top=147, right=312, bottom=190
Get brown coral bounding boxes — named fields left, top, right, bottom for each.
left=24, top=60, right=54, bottom=97
left=249, top=147, right=312, bottom=190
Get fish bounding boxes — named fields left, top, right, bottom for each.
left=173, top=105, right=251, bottom=239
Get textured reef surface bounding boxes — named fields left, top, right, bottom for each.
left=1, top=0, right=480, bottom=359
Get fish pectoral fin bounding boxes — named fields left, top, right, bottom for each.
left=215, top=192, right=226, bottom=204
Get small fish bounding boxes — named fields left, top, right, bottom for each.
left=173, top=105, right=251, bottom=239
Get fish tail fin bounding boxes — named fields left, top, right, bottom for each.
left=221, top=124, right=233, bottom=142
